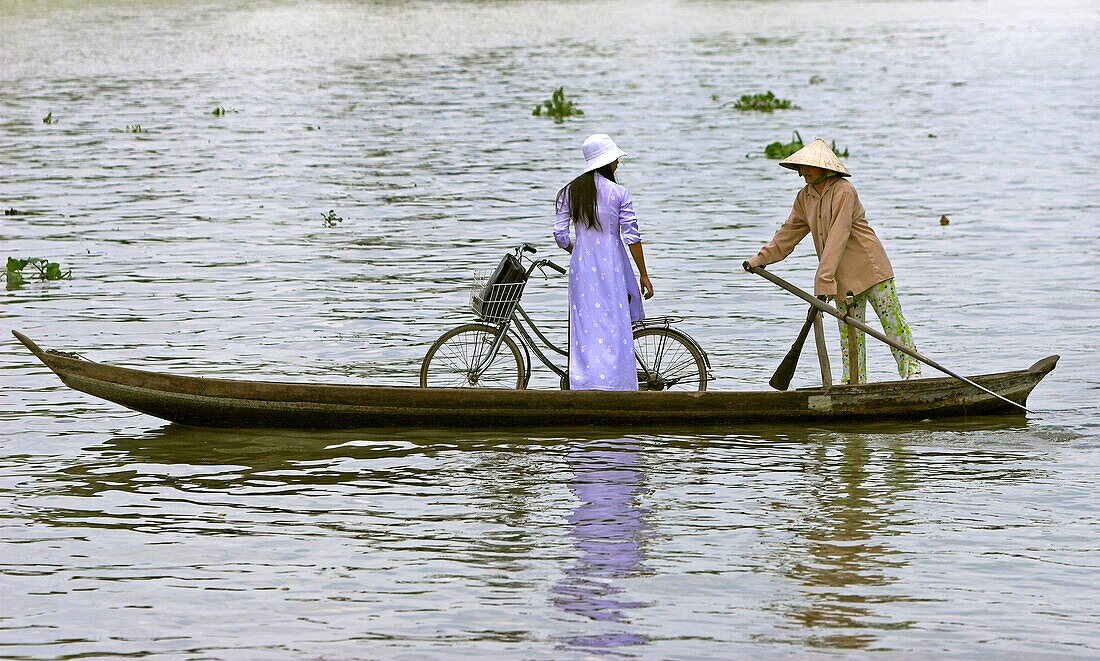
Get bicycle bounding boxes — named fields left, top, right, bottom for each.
left=420, top=243, right=711, bottom=391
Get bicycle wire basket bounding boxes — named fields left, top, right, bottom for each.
left=470, top=253, right=528, bottom=323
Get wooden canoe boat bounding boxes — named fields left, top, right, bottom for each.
left=13, top=331, right=1058, bottom=430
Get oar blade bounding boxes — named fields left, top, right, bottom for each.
left=769, top=351, right=801, bottom=391
left=768, top=307, right=818, bottom=391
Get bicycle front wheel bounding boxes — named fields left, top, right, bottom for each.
left=420, top=323, right=526, bottom=389
left=632, top=327, right=708, bottom=392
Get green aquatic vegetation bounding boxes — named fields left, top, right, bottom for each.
left=809, top=75, right=825, bottom=85
left=764, top=131, right=805, bottom=159
left=732, top=91, right=796, bottom=112
left=42, top=111, right=57, bottom=124
left=4, top=256, right=71, bottom=289
left=321, top=210, right=343, bottom=227
left=124, top=124, right=146, bottom=133
left=763, top=131, right=849, bottom=160
left=211, top=106, right=238, bottom=116
left=532, top=87, right=584, bottom=123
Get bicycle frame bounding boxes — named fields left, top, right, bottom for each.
left=464, top=243, right=711, bottom=389
left=509, top=304, right=569, bottom=380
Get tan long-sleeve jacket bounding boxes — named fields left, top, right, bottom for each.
left=746, top=177, right=893, bottom=297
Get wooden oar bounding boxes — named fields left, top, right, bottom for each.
left=769, top=304, right=819, bottom=391
left=746, top=265, right=1034, bottom=414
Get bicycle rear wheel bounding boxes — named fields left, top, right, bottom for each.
left=420, top=323, right=526, bottom=389
left=632, top=327, right=708, bottom=392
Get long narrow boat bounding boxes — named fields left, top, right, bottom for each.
left=13, top=331, right=1057, bottom=430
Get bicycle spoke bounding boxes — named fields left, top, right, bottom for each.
left=422, top=325, right=525, bottom=389
left=633, top=328, right=707, bottom=392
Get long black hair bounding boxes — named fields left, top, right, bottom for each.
left=555, top=164, right=617, bottom=231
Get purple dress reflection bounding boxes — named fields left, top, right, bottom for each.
left=553, top=439, right=649, bottom=650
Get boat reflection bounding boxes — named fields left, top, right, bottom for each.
left=552, top=438, right=650, bottom=653
left=51, top=416, right=1037, bottom=498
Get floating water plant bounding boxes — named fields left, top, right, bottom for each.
left=763, top=131, right=848, bottom=160
left=532, top=87, right=584, bottom=123
left=731, top=91, right=797, bottom=112
left=4, top=257, right=71, bottom=289
left=321, top=210, right=343, bottom=227
left=124, top=124, right=146, bottom=133
left=42, top=111, right=57, bottom=124
left=211, top=106, right=238, bottom=116
left=809, top=75, right=825, bottom=85
left=764, top=132, right=804, bottom=159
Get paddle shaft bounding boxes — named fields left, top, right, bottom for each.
left=812, top=312, right=832, bottom=387
left=747, top=266, right=1033, bottom=414
left=769, top=304, right=819, bottom=391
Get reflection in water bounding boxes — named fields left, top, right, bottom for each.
left=23, top=425, right=576, bottom=537
left=27, top=420, right=1039, bottom=539
left=2, top=419, right=1068, bottom=658
left=773, top=434, right=915, bottom=650
left=554, top=439, right=650, bottom=653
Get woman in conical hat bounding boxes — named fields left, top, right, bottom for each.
left=743, top=138, right=922, bottom=383
left=553, top=134, right=654, bottom=391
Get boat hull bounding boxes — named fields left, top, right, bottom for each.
left=13, top=331, right=1058, bottom=430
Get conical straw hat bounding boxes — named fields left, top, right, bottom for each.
left=779, top=138, right=850, bottom=177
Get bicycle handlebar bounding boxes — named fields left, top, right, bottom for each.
left=512, top=243, right=565, bottom=276
left=523, top=258, right=567, bottom=277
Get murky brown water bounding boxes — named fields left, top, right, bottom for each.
left=3, top=0, right=1098, bottom=657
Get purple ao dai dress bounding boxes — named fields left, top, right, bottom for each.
left=554, top=173, right=644, bottom=391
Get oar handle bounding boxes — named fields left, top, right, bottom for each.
left=746, top=266, right=1034, bottom=414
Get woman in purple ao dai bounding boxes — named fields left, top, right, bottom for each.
left=554, top=134, right=654, bottom=391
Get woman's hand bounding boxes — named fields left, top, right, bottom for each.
left=627, top=243, right=652, bottom=298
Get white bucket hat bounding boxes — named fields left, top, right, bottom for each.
left=581, top=134, right=627, bottom=173
left=779, top=137, right=850, bottom=177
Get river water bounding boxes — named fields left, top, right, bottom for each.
left=2, top=0, right=1098, bottom=658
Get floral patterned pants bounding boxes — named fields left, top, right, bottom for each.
left=835, top=278, right=922, bottom=383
